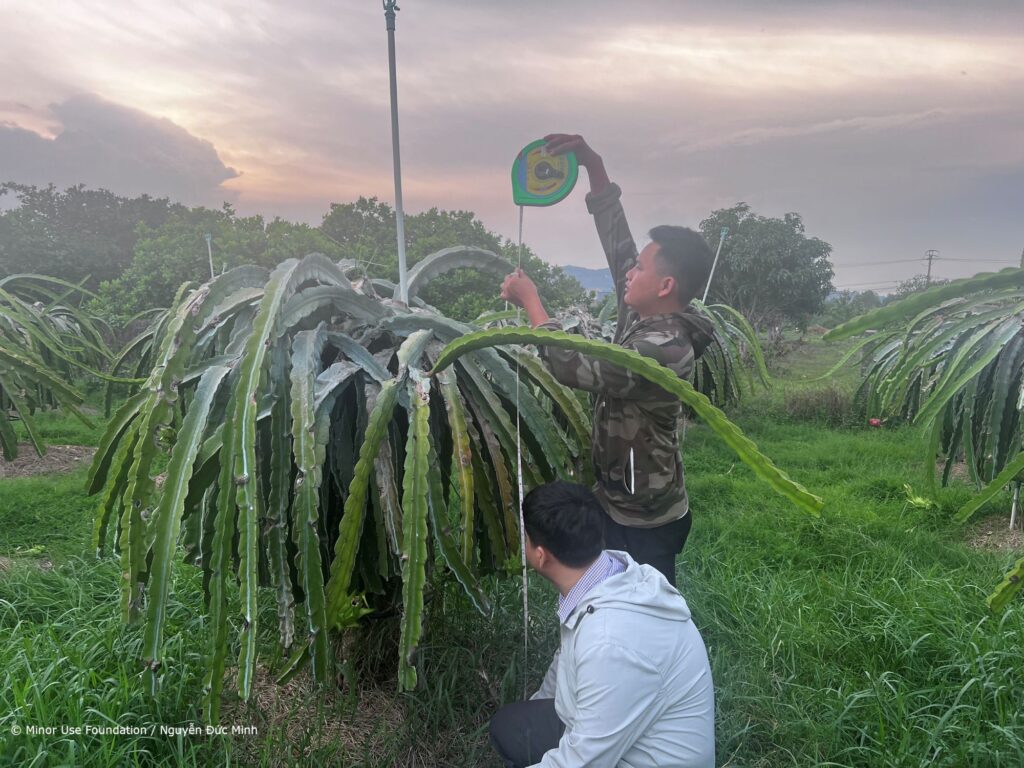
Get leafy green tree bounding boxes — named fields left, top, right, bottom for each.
left=321, top=198, right=585, bottom=320
left=3, top=186, right=583, bottom=324
left=812, top=289, right=883, bottom=328
left=0, top=183, right=181, bottom=286
left=95, top=206, right=342, bottom=321
left=318, top=197, right=395, bottom=275
left=699, top=204, right=834, bottom=330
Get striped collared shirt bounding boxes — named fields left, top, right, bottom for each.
left=557, top=551, right=626, bottom=624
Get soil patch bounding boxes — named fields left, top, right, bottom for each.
left=936, top=459, right=971, bottom=484
left=0, top=444, right=96, bottom=479
left=966, top=514, right=1023, bottom=553
left=221, top=662, right=408, bottom=765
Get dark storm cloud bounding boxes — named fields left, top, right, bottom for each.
left=0, top=94, right=238, bottom=205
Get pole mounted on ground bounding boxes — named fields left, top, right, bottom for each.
left=384, top=0, right=409, bottom=304
left=924, top=249, right=939, bottom=286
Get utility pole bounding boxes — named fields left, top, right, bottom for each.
left=1019, top=247, right=1023, bottom=268
left=924, top=249, right=939, bottom=286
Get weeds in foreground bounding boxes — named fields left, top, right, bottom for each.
left=2, top=343, right=1023, bottom=765
left=780, top=383, right=857, bottom=427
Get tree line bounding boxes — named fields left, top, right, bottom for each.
left=0, top=183, right=585, bottom=324
left=1, top=182, right=844, bottom=329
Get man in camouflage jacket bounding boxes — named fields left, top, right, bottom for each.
left=501, top=134, right=714, bottom=588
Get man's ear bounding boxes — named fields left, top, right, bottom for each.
left=533, top=544, right=550, bottom=572
left=658, top=275, right=676, bottom=299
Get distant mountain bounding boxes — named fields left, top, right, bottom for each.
left=562, top=265, right=614, bottom=297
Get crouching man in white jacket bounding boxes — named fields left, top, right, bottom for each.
left=490, top=481, right=715, bottom=768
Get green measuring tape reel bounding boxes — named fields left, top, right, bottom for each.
left=511, top=139, right=578, bottom=206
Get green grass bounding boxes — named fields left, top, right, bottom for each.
left=681, top=416, right=1023, bottom=767
left=1, top=403, right=106, bottom=560
left=0, top=472, right=99, bottom=561
left=11, top=402, right=108, bottom=448
left=0, top=555, right=235, bottom=766
left=2, top=348, right=1023, bottom=766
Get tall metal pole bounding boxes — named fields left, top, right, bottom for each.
left=384, top=0, right=409, bottom=304
left=702, top=226, right=729, bottom=303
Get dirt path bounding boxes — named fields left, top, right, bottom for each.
left=966, top=514, right=1023, bottom=553
left=0, top=444, right=96, bottom=479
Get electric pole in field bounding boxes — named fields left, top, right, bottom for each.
left=924, top=249, right=939, bottom=286
left=1019, top=247, right=1023, bottom=268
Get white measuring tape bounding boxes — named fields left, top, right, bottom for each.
left=508, top=139, right=579, bottom=698
left=515, top=203, right=529, bottom=698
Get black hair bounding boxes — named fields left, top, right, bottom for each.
left=522, top=481, right=604, bottom=568
left=648, top=225, right=714, bottom=304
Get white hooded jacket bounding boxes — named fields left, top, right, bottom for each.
left=529, top=551, right=715, bottom=767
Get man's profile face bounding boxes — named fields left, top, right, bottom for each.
left=624, top=242, right=674, bottom=313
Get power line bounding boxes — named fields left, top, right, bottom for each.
left=834, top=261, right=1020, bottom=289
left=831, top=258, right=922, bottom=267
left=939, top=258, right=1019, bottom=263
left=835, top=282, right=900, bottom=288
left=835, top=280, right=901, bottom=290
left=832, top=256, right=1019, bottom=267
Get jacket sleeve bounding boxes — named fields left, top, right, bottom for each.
left=536, top=320, right=696, bottom=400
left=533, top=643, right=663, bottom=768
left=586, top=182, right=638, bottom=309
left=530, top=648, right=560, bottom=701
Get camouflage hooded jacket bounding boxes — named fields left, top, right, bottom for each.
left=538, top=182, right=714, bottom=528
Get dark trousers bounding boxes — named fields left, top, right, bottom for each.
left=490, top=698, right=564, bottom=768
left=603, top=512, right=692, bottom=589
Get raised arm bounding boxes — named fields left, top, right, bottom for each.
left=501, top=134, right=636, bottom=325
left=544, top=134, right=637, bottom=308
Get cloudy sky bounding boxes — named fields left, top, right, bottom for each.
left=2, top=0, right=1022, bottom=292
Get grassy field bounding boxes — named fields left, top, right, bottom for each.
left=2, top=340, right=1023, bottom=766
